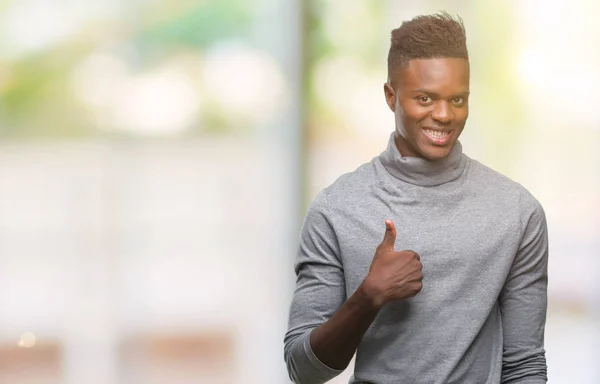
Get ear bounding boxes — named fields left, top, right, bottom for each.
left=383, top=83, right=396, bottom=112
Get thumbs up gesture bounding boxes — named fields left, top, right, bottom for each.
left=362, top=220, right=423, bottom=308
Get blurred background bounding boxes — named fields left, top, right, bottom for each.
left=0, top=0, right=598, bottom=383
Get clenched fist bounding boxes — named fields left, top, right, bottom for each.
left=362, top=220, right=423, bottom=308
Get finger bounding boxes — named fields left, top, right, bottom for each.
left=380, top=220, right=397, bottom=251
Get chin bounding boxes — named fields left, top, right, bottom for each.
left=418, top=143, right=454, bottom=161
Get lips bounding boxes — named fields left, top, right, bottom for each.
left=421, top=127, right=452, bottom=145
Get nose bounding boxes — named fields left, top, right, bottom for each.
left=431, top=101, right=453, bottom=124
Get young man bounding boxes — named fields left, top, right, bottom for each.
left=283, top=13, right=549, bottom=384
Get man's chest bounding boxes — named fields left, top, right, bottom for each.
left=333, top=197, right=522, bottom=302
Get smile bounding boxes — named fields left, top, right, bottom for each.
left=422, top=128, right=451, bottom=144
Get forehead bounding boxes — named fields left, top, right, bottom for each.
left=394, top=58, right=470, bottom=93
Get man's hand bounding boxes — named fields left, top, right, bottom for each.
left=304, top=219, right=423, bottom=372
left=362, top=220, right=423, bottom=308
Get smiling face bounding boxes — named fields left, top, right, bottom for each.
left=384, top=57, right=470, bottom=161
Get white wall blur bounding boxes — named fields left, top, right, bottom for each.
left=0, top=0, right=302, bottom=383
left=0, top=137, right=298, bottom=383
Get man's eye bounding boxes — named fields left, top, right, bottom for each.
left=452, top=97, right=464, bottom=105
left=418, top=96, right=432, bottom=104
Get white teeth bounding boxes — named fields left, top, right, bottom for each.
left=423, top=129, right=448, bottom=139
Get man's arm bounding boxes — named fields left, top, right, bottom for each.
left=500, top=199, right=549, bottom=384
left=284, top=191, right=423, bottom=384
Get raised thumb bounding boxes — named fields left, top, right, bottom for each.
left=380, top=220, right=396, bottom=250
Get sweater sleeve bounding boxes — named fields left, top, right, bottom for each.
left=283, top=191, right=346, bottom=384
left=500, top=199, right=549, bottom=384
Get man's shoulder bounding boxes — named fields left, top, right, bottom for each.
left=468, top=158, right=543, bottom=212
left=314, top=157, right=382, bottom=211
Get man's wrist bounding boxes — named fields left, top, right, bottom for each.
left=357, top=278, right=386, bottom=310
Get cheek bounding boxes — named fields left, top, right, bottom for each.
left=401, top=103, right=430, bottom=126
left=455, top=107, right=469, bottom=123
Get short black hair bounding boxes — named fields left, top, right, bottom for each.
left=387, top=12, right=468, bottom=78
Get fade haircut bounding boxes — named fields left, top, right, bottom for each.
left=387, top=12, right=468, bottom=80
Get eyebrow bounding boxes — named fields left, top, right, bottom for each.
left=412, top=88, right=470, bottom=97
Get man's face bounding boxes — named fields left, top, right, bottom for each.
left=384, top=58, right=470, bottom=161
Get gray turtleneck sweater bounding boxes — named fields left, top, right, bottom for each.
left=284, top=133, right=548, bottom=384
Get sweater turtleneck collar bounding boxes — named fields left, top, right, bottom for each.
left=379, top=131, right=468, bottom=187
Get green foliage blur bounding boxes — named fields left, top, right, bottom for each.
left=0, top=0, right=251, bottom=139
